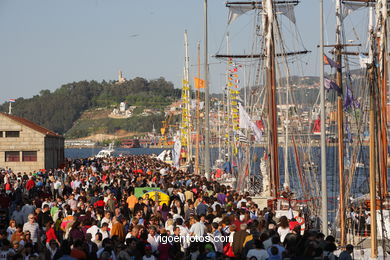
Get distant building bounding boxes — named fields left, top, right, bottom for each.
left=110, top=102, right=134, bottom=118
left=0, top=113, right=64, bottom=173
left=64, top=139, right=96, bottom=148
left=119, top=102, right=128, bottom=112
left=117, top=70, right=126, bottom=84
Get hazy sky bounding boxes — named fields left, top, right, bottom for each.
left=0, top=0, right=370, bottom=102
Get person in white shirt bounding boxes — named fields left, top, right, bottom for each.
left=53, top=179, right=62, bottom=198
left=189, top=215, right=206, bottom=237
left=100, top=211, right=112, bottom=229
left=277, top=216, right=290, bottom=243
left=99, top=223, right=110, bottom=240
left=237, top=197, right=247, bottom=208
left=22, top=214, right=40, bottom=244
left=177, top=189, right=185, bottom=203
left=211, top=199, right=221, bottom=211
left=247, top=239, right=268, bottom=260
left=175, top=218, right=190, bottom=251
left=71, top=178, right=81, bottom=190
left=146, top=226, right=159, bottom=253
left=86, top=220, right=100, bottom=239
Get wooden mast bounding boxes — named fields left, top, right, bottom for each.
left=379, top=5, right=388, bottom=198
left=320, top=0, right=328, bottom=235
left=369, top=59, right=378, bottom=259
left=369, top=4, right=377, bottom=257
left=335, top=0, right=346, bottom=246
left=376, top=1, right=388, bottom=256
left=264, top=0, right=280, bottom=197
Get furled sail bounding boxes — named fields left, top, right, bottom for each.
left=227, top=2, right=296, bottom=24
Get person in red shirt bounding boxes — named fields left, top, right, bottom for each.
left=45, top=222, right=60, bottom=246
left=26, top=177, right=35, bottom=191
left=93, top=197, right=105, bottom=209
left=289, top=218, right=300, bottom=231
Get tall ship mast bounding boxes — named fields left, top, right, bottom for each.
left=216, top=0, right=316, bottom=205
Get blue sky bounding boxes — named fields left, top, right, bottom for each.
left=0, top=0, right=370, bottom=102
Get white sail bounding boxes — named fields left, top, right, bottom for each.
left=228, top=3, right=296, bottom=24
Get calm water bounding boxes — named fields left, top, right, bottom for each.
left=65, top=147, right=165, bottom=159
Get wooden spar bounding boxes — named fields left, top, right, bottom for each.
left=226, top=1, right=299, bottom=6
left=214, top=50, right=310, bottom=59
left=369, top=62, right=378, bottom=258
left=195, top=42, right=201, bottom=175
left=265, top=0, right=280, bottom=197
left=337, top=96, right=346, bottom=246
left=342, top=0, right=390, bottom=3
left=320, top=44, right=361, bottom=47
left=335, top=0, right=346, bottom=245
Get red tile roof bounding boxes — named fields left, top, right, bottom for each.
left=0, top=113, right=62, bottom=137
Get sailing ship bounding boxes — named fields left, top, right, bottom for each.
left=215, top=0, right=316, bottom=208
left=213, top=0, right=390, bottom=256
left=317, top=0, right=390, bottom=257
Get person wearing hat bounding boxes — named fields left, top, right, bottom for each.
left=205, top=244, right=216, bottom=260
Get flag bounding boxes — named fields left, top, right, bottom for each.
left=324, top=78, right=342, bottom=95
left=344, top=84, right=353, bottom=110
left=239, top=103, right=262, bottom=141
left=323, top=55, right=341, bottom=69
left=256, top=120, right=265, bottom=132
left=194, top=77, right=205, bottom=89
left=236, top=130, right=249, bottom=144
left=9, top=99, right=15, bottom=103
left=172, top=135, right=181, bottom=168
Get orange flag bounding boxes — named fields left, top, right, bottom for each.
left=194, top=77, right=205, bottom=89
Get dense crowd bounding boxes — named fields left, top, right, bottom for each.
left=0, top=155, right=355, bottom=260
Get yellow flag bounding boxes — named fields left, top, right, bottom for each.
left=194, top=77, right=205, bottom=89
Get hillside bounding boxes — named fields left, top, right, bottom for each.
left=0, top=77, right=181, bottom=138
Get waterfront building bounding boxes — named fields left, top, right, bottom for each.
left=0, top=113, right=64, bottom=173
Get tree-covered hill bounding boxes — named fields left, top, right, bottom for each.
left=0, top=77, right=181, bottom=136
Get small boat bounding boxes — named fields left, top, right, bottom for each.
left=95, top=142, right=115, bottom=158
left=156, top=150, right=173, bottom=164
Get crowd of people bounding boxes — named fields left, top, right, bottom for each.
left=0, top=155, right=356, bottom=260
